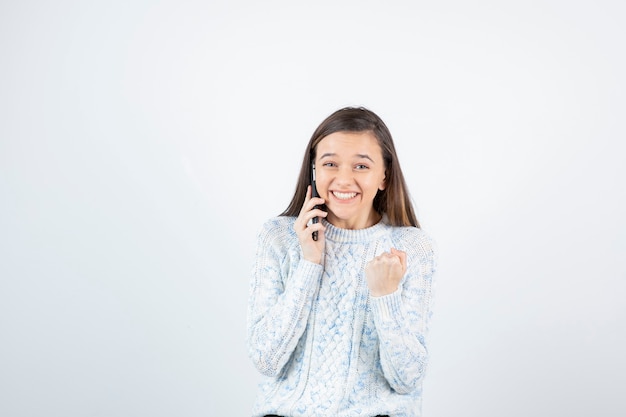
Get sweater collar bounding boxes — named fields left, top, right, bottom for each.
left=322, top=215, right=389, bottom=243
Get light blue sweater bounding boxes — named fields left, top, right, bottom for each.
left=247, top=216, right=437, bottom=417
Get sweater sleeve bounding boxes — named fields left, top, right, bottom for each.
left=369, top=230, right=438, bottom=394
left=246, top=219, right=324, bottom=377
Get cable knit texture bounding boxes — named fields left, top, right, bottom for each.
left=247, top=216, right=437, bottom=417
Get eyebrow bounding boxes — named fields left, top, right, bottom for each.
left=319, top=153, right=375, bottom=162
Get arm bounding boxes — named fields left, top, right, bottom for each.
left=369, top=231, right=437, bottom=393
left=246, top=219, right=324, bottom=377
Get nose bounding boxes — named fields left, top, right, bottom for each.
left=334, top=166, right=354, bottom=186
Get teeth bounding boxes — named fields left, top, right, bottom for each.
left=333, top=191, right=357, bottom=200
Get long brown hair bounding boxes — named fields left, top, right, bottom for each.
left=280, top=106, right=420, bottom=228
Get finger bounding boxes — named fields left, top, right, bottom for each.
left=389, top=248, right=406, bottom=268
left=397, top=251, right=407, bottom=272
left=299, top=187, right=325, bottom=216
left=299, top=186, right=313, bottom=216
left=390, top=247, right=406, bottom=260
left=307, top=206, right=326, bottom=227
left=296, top=208, right=327, bottom=233
left=308, top=222, right=326, bottom=236
left=371, top=252, right=397, bottom=268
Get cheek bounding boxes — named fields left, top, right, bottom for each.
left=370, top=173, right=386, bottom=189
left=317, top=173, right=328, bottom=186
left=316, top=176, right=331, bottom=194
left=376, top=172, right=387, bottom=190
left=361, top=179, right=382, bottom=198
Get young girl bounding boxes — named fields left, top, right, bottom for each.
left=246, top=107, right=437, bottom=417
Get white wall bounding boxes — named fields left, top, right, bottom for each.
left=1, top=1, right=624, bottom=416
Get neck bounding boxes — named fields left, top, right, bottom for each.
left=326, top=210, right=382, bottom=230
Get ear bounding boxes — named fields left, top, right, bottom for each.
left=379, top=174, right=387, bottom=191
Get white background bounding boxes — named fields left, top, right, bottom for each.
left=1, top=1, right=625, bottom=416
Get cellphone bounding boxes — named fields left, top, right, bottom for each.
left=311, top=165, right=320, bottom=241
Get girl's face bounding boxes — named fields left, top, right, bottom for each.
left=314, top=131, right=386, bottom=230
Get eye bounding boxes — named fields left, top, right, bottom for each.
left=322, top=162, right=337, bottom=167
left=355, top=164, right=369, bottom=170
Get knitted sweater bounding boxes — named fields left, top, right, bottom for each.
left=246, top=215, right=437, bottom=417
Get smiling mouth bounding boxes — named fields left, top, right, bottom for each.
left=332, top=191, right=358, bottom=200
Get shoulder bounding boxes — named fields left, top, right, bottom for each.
left=256, top=216, right=299, bottom=249
left=259, top=215, right=296, bottom=235
left=388, top=225, right=437, bottom=263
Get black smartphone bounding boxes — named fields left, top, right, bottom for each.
left=311, top=165, right=320, bottom=241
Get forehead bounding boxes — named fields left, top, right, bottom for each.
left=316, top=131, right=382, bottom=157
